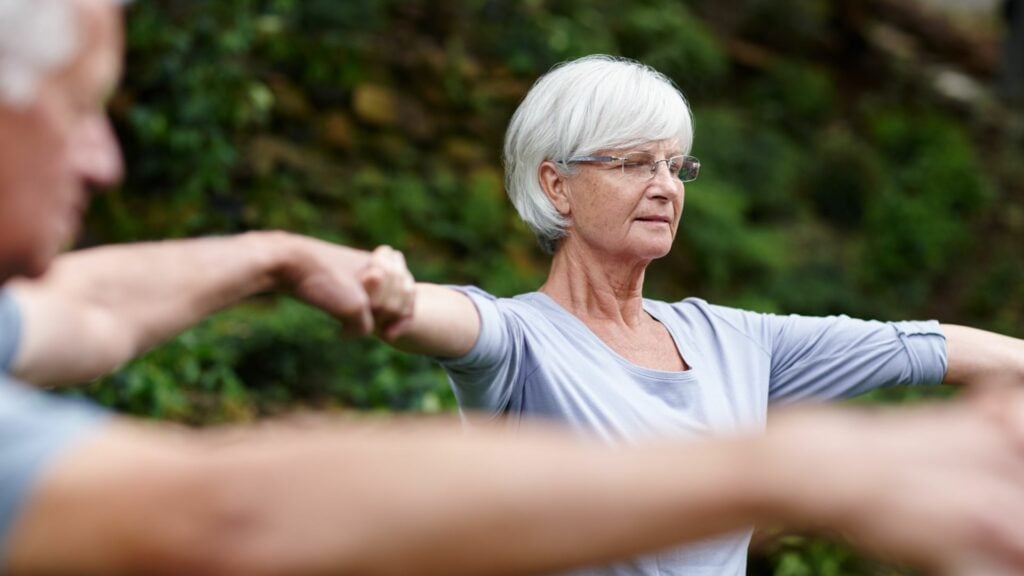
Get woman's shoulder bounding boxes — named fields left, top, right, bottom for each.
left=648, top=297, right=772, bottom=345
left=445, top=285, right=556, bottom=321
left=649, top=296, right=749, bottom=318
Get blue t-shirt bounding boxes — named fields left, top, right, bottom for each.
left=0, top=290, right=107, bottom=561
left=440, top=287, right=948, bottom=576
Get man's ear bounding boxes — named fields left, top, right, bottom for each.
left=538, top=161, right=571, bottom=216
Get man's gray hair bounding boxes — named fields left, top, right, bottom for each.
left=0, top=0, right=130, bottom=108
left=0, top=0, right=78, bottom=107
left=503, top=55, right=694, bottom=253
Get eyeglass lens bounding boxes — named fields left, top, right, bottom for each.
left=621, top=153, right=699, bottom=182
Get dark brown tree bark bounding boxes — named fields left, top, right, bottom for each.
left=1003, top=0, right=1024, bottom=103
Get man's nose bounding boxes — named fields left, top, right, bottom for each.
left=73, top=114, right=123, bottom=190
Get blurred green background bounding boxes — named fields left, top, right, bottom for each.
left=74, top=0, right=1023, bottom=573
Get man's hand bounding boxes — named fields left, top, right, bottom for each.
left=763, top=388, right=1024, bottom=575
left=273, top=239, right=415, bottom=339
left=273, top=235, right=377, bottom=337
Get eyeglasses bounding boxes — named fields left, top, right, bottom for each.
left=560, top=153, right=701, bottom=183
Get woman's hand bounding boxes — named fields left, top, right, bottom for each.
left=277, top=235, right=474, bottom=356
left=270, top=236, right=416, bottom=339
left=360, top=245, right=417, bottom=341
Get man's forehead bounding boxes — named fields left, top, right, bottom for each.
left=63, top=0, right=124, bottom=91
left=0, top=0, right=79, bottom=106
left=0, top=0, right=124, bottom=108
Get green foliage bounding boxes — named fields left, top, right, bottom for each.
left=749, top=61, right=835, bottom=135
left=753, top=534, right=883, bottom=576
left=692, top=107, right=804, bottom=218
left=803, top=128, right=883, bottom=230
left=737, top=0, right=835, bottom=52
left=615, top=0, right=729, bottom=95
left=862, top=111, right=992, bottom=311
left=679, top=174, right=791, bottom=298
left=77, top=1, right=1020, bottom=574
left=83, top=299, right=454, bottom=424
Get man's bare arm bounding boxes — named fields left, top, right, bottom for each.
left=3, top=418, right=761, bottom=576
left=8, top=231, right=405, bottom=386
left=9, top=394, right=1024, bottom=576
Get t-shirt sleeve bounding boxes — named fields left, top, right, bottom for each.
left=760, top=311, right=948, bottom=404
left=436, top=286, right=525, bottom=414
left=0, top=290, right=22, bottom=374
left=0, top=376, right=109, bottom=561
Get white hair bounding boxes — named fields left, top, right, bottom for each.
left=0, top=0, right=78, bottom=107
left=503, top=55, right=694, bottom=253
left=0, top=0, right=129, bottom=108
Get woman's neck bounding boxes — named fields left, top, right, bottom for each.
left=540, top=239, right=651, bottom=328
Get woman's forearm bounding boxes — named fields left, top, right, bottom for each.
left=384, top=283, right=482, bottom=358
left=942, top=324, right=1024, bottom=387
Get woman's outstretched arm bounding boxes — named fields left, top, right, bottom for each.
left=361, top=246, right=483, bottom=358
left=942, top=324, right=1024, bottom=387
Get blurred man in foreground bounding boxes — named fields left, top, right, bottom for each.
left=2, top=1, right=1024, bottom=574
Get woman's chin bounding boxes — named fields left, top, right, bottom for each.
left=619, top=241, right=674, bottom=263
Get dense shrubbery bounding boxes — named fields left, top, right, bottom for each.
left=78, top=1, right=1022, bottom=573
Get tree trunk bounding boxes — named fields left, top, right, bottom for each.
left=1003, top=0, right=1024, bottom=103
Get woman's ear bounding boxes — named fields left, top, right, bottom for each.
left=538, top=161, right=571, bottom=216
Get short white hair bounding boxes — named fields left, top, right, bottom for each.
left=0, top=0, right=78, bottom=107
left=0, top=0, right=129, bottom=108
left=503, top=55, right=694, bottom=253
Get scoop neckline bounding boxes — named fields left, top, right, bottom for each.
left=519, top=291, right=698, bottom=380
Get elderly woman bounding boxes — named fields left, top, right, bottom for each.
left=371, top=55, right=1024, bottom=574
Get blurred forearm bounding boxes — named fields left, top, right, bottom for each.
left=11, top=396, right=1024, bottom=576
left=8, top=231, right=325, bottom=386
left=5, top=417, right=770, bottom=576
left=206, top=421, right=768, bottom=576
